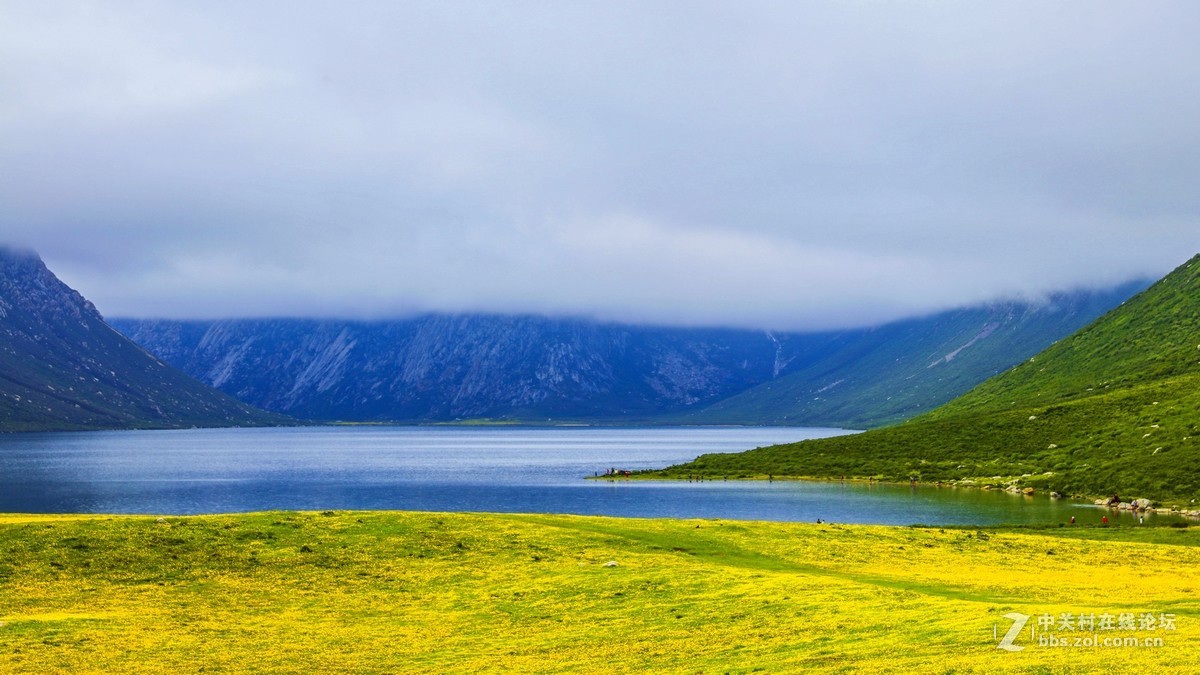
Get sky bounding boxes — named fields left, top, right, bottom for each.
left=3, top=1, right=1200, bottom=331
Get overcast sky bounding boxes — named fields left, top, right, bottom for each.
left=3, top=1, right=1199, bottom=330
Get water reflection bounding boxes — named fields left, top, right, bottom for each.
left=0, top=426, right=1178, bottom=526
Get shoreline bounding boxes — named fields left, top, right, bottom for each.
left=0, top=507, right=1193, bottom=528
left=591, top=470, right=1200, bottom=519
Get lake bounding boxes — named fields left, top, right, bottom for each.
left=0, top=425, right=1164, bottom=525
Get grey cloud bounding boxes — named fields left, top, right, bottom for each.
left=2, top=1, right=1199, bottom=330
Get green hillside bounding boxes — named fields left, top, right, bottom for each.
left=680, top=282, right=1143, bottom=428
left=931, top=258, right=1199, bottom=417
left=658, top=254, right=1200, bottom=505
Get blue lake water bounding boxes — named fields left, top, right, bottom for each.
left=0, top=425, right=1164, bottom=525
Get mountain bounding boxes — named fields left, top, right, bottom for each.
left=0, top=247, right=288, bottom=432
left=111, top=284, right=1140, bottom=426
left=677, top=282, right=1147, bottom=428
left=659, top=253, right=1200, bottom=505
left=110, top=316, right=805, bottom=422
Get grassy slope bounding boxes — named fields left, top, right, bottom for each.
left=2, top=511, right=1199, bottom=673
left=658, top=255, right=1200, bottom=505
left=681, top=283, right=1144, bottom=429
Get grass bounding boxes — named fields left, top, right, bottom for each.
left=651, top=372, right=1200, bottom=503
left=3, top=510, right=1200, bottom=673
left=661, top=254, right=1200, bottom=506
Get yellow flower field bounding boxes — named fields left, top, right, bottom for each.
left=1, top=512, right=1197, bottom=673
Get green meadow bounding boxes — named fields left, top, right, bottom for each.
left=2, top=511, right=1198, bottom=673
left=661, top=255, right=1200, bottom=506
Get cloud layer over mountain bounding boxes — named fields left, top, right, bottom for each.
left=4, top=1, right=1199, bottom=329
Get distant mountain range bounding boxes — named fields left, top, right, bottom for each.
left=111, top=281, right=1144, bottom=428
left=112, top=316, right=805, bottom=422
left=662, top=253, right=1200, bottom=504
left=0, top=244, right=1151, bottom=434
left=0, top=247, right=288, bottom=432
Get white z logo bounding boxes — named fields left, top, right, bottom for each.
left=996, top=612, right=1030, bottom=652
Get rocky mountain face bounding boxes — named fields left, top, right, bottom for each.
left=111, top=316, right=812, bottom=422
left=112, top=281, right=1144, bottom=426
left=0, top=247, right=287, bottom=431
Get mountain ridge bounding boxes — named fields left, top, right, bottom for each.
left=677, top=282, right=1147, bottom=428
left=0, top=247, right=289, bottom=432
left=111, top=283, right=1143, bottom=427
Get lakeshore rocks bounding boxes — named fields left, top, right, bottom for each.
left=1003, top=484, right=1037, bottom=495
left=1087, top=495, right=1194, bottom=517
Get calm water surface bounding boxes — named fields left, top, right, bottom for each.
left=0, top=426, right=1162, bottom=525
